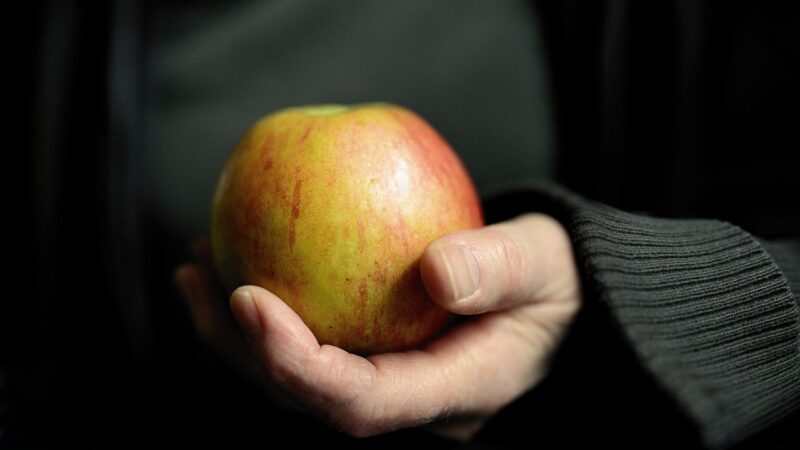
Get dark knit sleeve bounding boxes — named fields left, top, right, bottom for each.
left=757, top=239, right=800, bottom=310
left=482, top=182, right=800, bottom=449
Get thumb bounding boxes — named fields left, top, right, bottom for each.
left=420, top=213, right=577, bottom=315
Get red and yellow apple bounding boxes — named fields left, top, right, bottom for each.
left=210, top=103, right=483, bottom=354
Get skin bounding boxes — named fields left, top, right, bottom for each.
left=176, top=213, right=581, bottom=439
left=211, top=104, right=484, bottom=353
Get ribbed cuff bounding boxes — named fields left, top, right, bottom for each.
left=485, top=181, right=800, bottom=449
left=758, top=238, right=800, bottom=310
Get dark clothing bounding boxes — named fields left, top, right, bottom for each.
left=478, top=183, right=799, bottom=449
left=475, top=3, right=800, bottom=448
left=17, top=1, right=799, bottom=449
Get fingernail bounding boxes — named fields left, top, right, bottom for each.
left=231, top=287, right=261, bottom=333
left=437, top=244, right=480, bottom=302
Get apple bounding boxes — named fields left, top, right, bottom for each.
left=210, top=103, right=483, bottom=354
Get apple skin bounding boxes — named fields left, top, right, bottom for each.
left=210, top=103, right=483, bottom=354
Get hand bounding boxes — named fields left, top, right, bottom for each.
left=175, top=213, right=581, bottom=439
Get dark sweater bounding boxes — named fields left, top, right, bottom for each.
left=476, top=183, right=799, bottom=449
left=474, top=2, right=800, bottom=448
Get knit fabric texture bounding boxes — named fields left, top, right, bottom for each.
left=485, top=182, right=800, bottom=449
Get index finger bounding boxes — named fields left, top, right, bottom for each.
left=229, top=285, right=548, bottom=437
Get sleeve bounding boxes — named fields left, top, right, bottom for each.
left=757, top=239, right=800, bottom=309
left=481, top=181, right=800, bottom=449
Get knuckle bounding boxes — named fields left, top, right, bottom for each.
left=313, top=360, right=383, bottom=438
left=493, top=234, right=527, bottom=297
